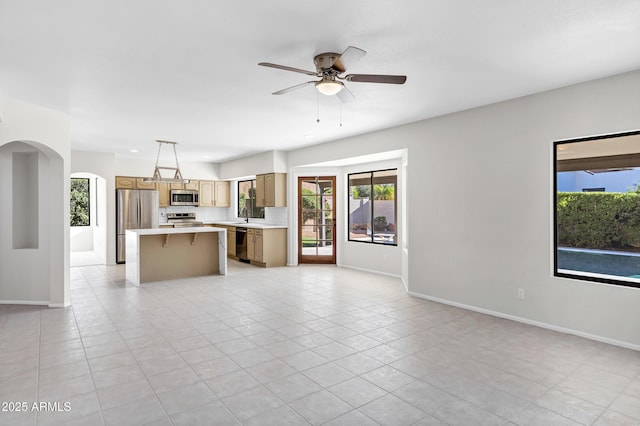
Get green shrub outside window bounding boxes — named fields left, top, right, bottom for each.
left=70, top=178, right=90, bottom=226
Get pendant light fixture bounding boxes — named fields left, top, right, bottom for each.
left=142, top=140, right=190, bottom=183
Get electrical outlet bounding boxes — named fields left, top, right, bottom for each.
left=517, top=288, right=525, bottom=300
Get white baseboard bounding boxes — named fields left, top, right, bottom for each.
left=400, top=277, right=409, bottom=292
left=407, top=290, right=640, bottom=352
left=48, top=303, right=69, bottom=308
left=0, top=300, right=49, bottom=306
left=341, top=264, right=402, bottom=279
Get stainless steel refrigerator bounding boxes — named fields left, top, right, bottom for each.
left=116, top=189, right=159, bottom=263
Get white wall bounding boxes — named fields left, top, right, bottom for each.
left=94, top=176, right=107, bottom=262
left=220, top=150, right=286, bottom=179
left=115, top=157, right=219, bottom=180
left=340, top=159, right=403, bottom=277
left=69, top=172, right=107, bottom=263
left=284, top=70, right=640, bottom=348
left=71, top=152, right=116, bottom=264
left=70, top=174, right=95, bottom=252
left=0, top=93, right=71, bottom=306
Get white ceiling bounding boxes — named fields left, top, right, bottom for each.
left=1, top=1, right=639, bottom=163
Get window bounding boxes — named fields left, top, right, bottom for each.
left=348, top=169, right=397, bottom=245
left=70, top=178, right=90, bottom=226
left=238, top=179, right=265, bottom=219
left=554, top=130, right=640, bottom=288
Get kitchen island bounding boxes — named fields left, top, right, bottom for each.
left=125, top=227, right=227, bottom=285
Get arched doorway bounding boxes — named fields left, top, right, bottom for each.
left=70, top=172, right=108, bottom=266
left=0, top=140, right=68, bottom=306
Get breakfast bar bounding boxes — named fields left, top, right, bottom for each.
left=125, top=227, right=227, bottom=285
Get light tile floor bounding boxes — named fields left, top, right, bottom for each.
left=1, top=262, right=639, bottom=426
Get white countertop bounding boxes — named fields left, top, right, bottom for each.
left=127, top=226, right=227, bottom=235
left=202, top=221, right=287, bottom=229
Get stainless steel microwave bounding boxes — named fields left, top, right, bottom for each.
left=170, top=189, right=199, bottom=206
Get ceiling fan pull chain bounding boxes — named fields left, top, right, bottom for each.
left=339, top=102, right=343, bottom=127
left=316, top=91, right=320, bottom=123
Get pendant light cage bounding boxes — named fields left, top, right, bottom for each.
left=143, top=140, right=190, bottom=183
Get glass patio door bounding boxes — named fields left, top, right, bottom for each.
left=298, top=176, right=336, bottom=264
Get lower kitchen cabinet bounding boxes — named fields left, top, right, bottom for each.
left=227, top=226, right=236, bottom=257
left=247, top=228, right=286, bottom=267
left=205, top=224, right=236, bottom=257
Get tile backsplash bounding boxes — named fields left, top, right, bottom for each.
left=160, top=206, right=232, bottom=223
left=264, top=207, right=288, bottom=226
left=160, top=206, right=287, bottom=225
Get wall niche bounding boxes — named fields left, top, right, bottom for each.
left=12, top=150, right=39, bottom=249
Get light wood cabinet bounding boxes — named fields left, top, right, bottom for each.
left=209, top=223, right=237, bottom=257
left=255, top=175, right=265, bottom=208
left=173, top=181, right=194, bottom=191
left=247, top=229, right=262, bottom=262
left=169, top=181, right=198, bottom=190
left=136, top=178, right=157, bottom=190
left=158, top=182, right=171, bottom=207
left=117, top=175, right=221, bottom=209
left=115, top=176, right=137, bottom=189
left=199, top=181, right=215, bottom=207
left=116, top=176, right=158, bottom=190
left=247, top=228, right=286, bottom=267
left=227, top=226, right=236, bottom=257
left=199, top=180, right=230, bottom=207
left=214, top=181, right=230, bottom=207
left=256, top=173, right=286, bottom=207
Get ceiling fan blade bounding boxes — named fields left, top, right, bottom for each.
left=332, top=46, right=367, bottom=73
left=336, top=85, right=355, bottom=103
left=258, top=62, right=318, bottom=76
left=272, top=81, right=316, bottom=95
left=345, top=74, right=407, bottom=84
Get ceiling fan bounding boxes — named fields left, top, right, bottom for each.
left=258, top=46, right=407, bottom=103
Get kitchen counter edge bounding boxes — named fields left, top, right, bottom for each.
left=203, top=222, right=287, bottom=229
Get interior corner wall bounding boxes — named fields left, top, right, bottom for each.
left=71, top=151, right=116, bottom=264
left=340, top=159, right=404, bottom=277
left=286, top=70, right=640, bottom=348
left=0, top=94, right=71, bottom=306
left=220, top=151, right=280, bottom=179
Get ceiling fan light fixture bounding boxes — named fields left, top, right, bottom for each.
left=315, top=80, right=344, bottom=96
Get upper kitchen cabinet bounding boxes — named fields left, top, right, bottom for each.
left=116, top=176, right=157, bottom=190
left=199, top=181, right=214, bottom=207
left=158, top=182, right=170, bottom=207
left=256, top=173, right=286, bottom=207
left=170, top=181, right=199, bottom=190
left=136, top=178, right=157, bottom=190
left=199, top=180, right=230, bottom=207
left=214, top=181, right=230, bottom=207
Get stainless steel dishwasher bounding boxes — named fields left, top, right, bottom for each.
left=236, top=227, right=248, bottom=261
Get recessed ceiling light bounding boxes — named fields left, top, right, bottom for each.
left=203, top=155, right=211, bottom=159
left=304, top=134, right=312, bottom=138
left=130, top=149, right=138, bottom=153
